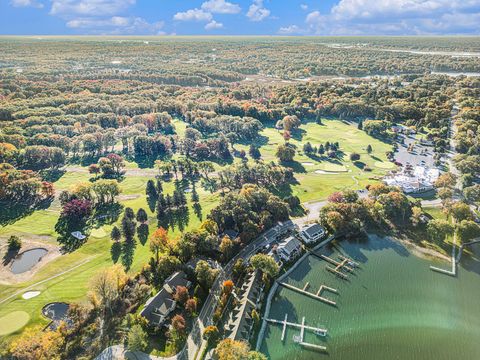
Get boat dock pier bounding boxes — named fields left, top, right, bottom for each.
left=279, top=282, right=337, bottom=306
left=266, top=314, right=328, bottom=351
left=311, top=252, right=357, bottom=279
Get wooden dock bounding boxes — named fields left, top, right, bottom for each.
left=326, top=266, right=348, bottom=279
left=265, top=315, right=328, bottom=337
left=279, top=282, right=337, bottom=306
left=281, top=313, right=288, bottom=341
left=321, top=255, right=354, bottom=272
left=300, top=342, right=327, bottom=352
left=339, top=255, right=359, bottom=267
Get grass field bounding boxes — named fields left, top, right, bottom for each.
left=239, top=119, right=394, bottom=202
left=0, top=117, right=393, bottom=338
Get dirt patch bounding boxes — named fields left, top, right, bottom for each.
left=0, top=239, right=61, bottom=285
left=397, top=238, right=450, bottom=262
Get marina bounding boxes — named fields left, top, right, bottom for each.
left=260, top=235, right=480, bottom=359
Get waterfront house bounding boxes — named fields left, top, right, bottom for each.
left=140, top=271, right=191, bottom=327
left=277, top=236, right=302, bottom=262
left=299, top=223, right=326, bottom=244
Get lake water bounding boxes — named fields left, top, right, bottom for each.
left=10, top=248, right=48, bottom=274
left=260, top=235, right=480, bottom=360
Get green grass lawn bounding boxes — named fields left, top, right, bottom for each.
left=238, top=119, right=394, bottom=202
left=0, top=117, right=393, bottom=339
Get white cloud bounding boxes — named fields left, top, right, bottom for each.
left=201, top=0, right=241, bottom=14
left=305, top=0, right=480, bottom=35
left=247, top=0, right=270, bottom=21
left=278, top=25, right=305, bottom=35
left=205, top=20, right=224, bottom=30
left=173, top=8, right=213, bottom=22
left=300, top=4, right=308, bottom=11
left=11, top=0, right=43, bottom=8
left=50, top=0, right=135, bottom=17
left=66, top=16, right=164, bottom=34
left=331, top=0, right=479, bottom=20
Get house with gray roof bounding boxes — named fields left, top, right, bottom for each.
left=277, top=236, right=302, bottom=262
left=224, top=270, right=264, bottom=342
left=140, top=271, right=191, bottom=327
left=299, top=223, right=326, bottom=244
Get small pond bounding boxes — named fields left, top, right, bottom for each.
left=42, top=302, right=72, bottom=329
left=10, top=248, right=48, bottom=274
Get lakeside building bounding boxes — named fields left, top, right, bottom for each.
left=224, top=270, right=264, bottom=341
left=277, top=236, right=303, bottom=263
left=140, top=271, right=191, bottom=327
left=299, top=223, right=326, bottom=244
left=384, top=165, right=439, bottom=194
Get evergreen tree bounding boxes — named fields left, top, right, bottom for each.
left=136, top=208, right=148, bottom=223
left=191, top=187, right=199, bottom=203
left=111, top=226, right=121, bottom=242
left=318, top=144, right=325, bottom=155
left=146, top=179, right=157, bottom=199
left=303, top=142, right=313, bottom=154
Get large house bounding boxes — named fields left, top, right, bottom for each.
left=224, top=270, right=264, bottom=342
left=276, top=236, right=302, bottom=262
left=140, top=271, right=191, bottom=327
left=299, top=223, right=326, bottom=244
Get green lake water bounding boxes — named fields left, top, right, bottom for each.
left=260, top=235, right=480, bottom=360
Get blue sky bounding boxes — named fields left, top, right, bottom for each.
left=1, top=0, right=479, bottom=35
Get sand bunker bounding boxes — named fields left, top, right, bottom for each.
left=22, top=291, right=41, bottom=299
left=315, top=170, right=340, bottom=175
left=301, top=162, right=315, bottom=166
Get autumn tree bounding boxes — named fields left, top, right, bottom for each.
left=89, top=264, right=127, bottom=316
left=215, top=339, right=249, bottom=360
left=7, top=326, right=64, bottom=360
left=174, top=286, right=189, bottom=305
left=203, top=325, right=220, bottom=346
left=149, top=227, right=169, bottom=262
left=185, top=298, right=197, bottom=316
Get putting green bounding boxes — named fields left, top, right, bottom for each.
left=374, top=161, right=395, bottom=169
left=0, top=311, right=30, bottom=336
left=320, top=163, right=348, bottom=172
left=91, top=228, right=107, bottom=238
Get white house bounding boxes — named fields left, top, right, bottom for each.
left=299, top=223, right=325, bottom=244
left=277, top=236, right=302, bottom=262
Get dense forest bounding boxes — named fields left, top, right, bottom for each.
left=1, top=37, right=480, bottom=360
